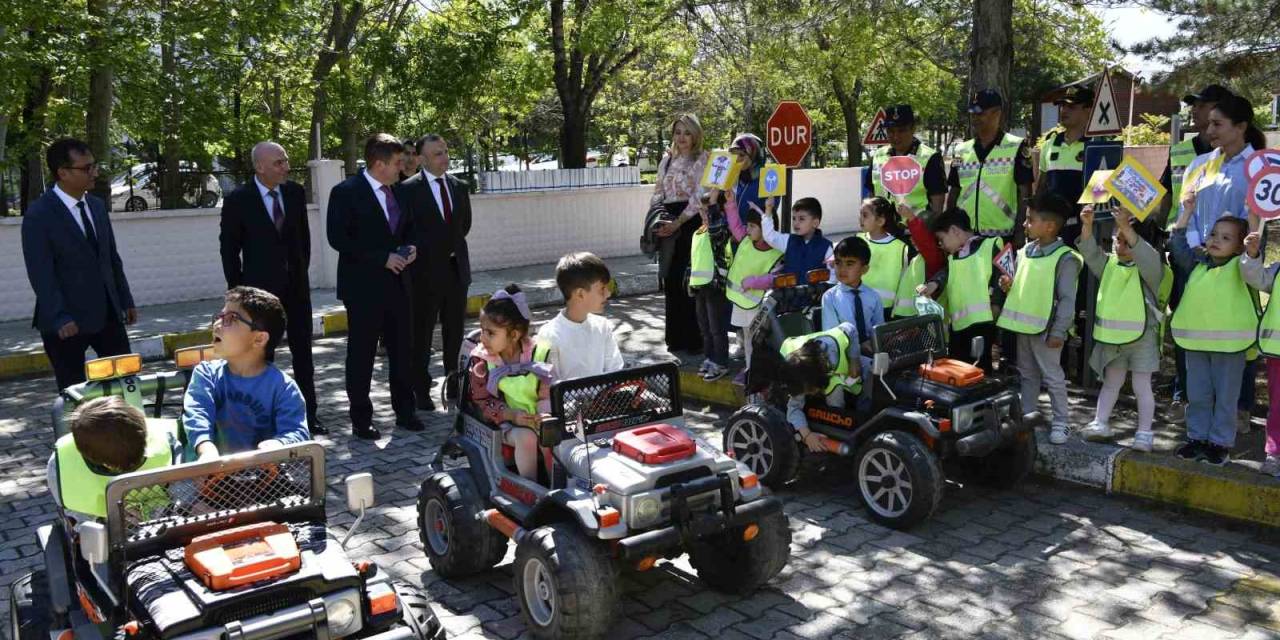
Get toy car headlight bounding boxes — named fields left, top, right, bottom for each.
left=952, top=404, right=977, bottom=434
left=326, top=596, right=360, bottom=637
left=629, top=494, right=662, bottom=529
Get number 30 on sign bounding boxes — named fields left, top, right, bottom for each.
left=1249, top=167, right=1280, bottom=220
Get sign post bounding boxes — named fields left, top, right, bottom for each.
left=766, top=101, right=813, bottom=230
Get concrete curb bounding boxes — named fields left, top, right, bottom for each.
left=680, top=374, right=1280, bottom=529
left=0, top=271, right=658, bottom=381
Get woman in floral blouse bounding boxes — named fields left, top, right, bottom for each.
left=651, top=113, right=709, bottom=357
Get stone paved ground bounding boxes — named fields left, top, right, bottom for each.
left=2, top=293, right=1278, bottom=639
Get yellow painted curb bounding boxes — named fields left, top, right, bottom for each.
left=0, top=350, right=52, bottom=378
left=322, top=312, right=348, bottom=335
left=162, top=330, right=212, bottom=354
left=678, top=370, right=745, bottom=407
left=1112, top=452, right=1280, bottom=528
left=466, top=294, right=491, bottom=317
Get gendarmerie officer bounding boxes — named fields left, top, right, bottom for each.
left=947, top=89, right=1035, bottom=244
left=869, top=104, right=947, bottom=215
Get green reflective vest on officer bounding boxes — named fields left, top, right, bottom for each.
left=1093, top=255, right=1150, bottom=345
left=725, top=241, right=782, bottom=310
left=947, top=236, right=1002, bottom=331
left=1258, top=270, right=1280, bottom=357
left=893, top=255, right=928, bottom=317
left=1167, top=138, right=1198, bottom=230
left=56, top=418, right=178, bottom=519
left=688, top=227, right=719, bottom=287
left=997, top=245, right=1079, bottom=335
left=780, top=328, right=859, bottom=395
left=493, top=343, right=552, bottom=415
left=1171, top=257, right=1259, bottom=353
left=955, top=134, right=1023, bottom=234
left=859, top=234, right=908, bottom=311
left=871, top=143, right=936, bottom=212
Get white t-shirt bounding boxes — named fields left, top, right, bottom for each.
left=536, top=311, right=625, bottom=381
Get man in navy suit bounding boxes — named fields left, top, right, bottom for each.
left=326, top=134, right=424, bottom=439
left=23, top=138, right=138, bottom=390
left=401, top=134, right=472, bottom=410
left=219, top=141, right=324, bottom=433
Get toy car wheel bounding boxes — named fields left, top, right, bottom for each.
left=513, top=523, right=617, bottom=640
left=854, top=430, right=943, bottom=529
left=723, top=404, right=799, bottom=488
left=417, top=470, right=508, bottom=577
left=687, top=508, right=791, bottom=594
left=975, top=430, right=1037, bottom=489
left=9, top=571, right=52, bottom=640
left=365, top=581, right=444, bottom=639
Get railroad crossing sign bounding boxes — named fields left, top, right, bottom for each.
left=766, top=101, right=813, bottom=167
left=1086, top=70, right=1123, bottom=137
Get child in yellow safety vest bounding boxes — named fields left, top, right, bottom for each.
left=467, top=285, right=555, bottom=481
left=713, top=188, right=784, bottom=386
left=857, top=197, right=917, bottom=316
left=1076, top=205, right=1166, bottom=452
left=917, top=207, right=1004, bottom=373
left=1168, top=198, right=1258, bottom=467
left=1239, top=229, right=1280, bottom=476
left=995, top=192, right=1081, bottom=445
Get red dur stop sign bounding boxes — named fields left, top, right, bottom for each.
left=879, top=155, right=923, bottom=197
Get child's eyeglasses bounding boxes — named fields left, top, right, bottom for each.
left=212, top=311, right=263, bottom=330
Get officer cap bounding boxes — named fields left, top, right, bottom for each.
left=1054, top=85, right=1094, bottom=106
left=884, top=104, right=915, bottom=128
left=1182, top=84, right=1232, bottom=106
left=968, top=89, right=1004, bottom=114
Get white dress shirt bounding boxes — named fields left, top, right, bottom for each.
left=420, top=169, right=453, bottom=222
left=255, top=176, right=284, bottom=224
left=53, top=184, right=95, bottom=237
left=362, top=171, right=393, bottom=222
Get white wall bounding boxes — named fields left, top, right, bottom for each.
left=1, top=166, right=863, bottom=322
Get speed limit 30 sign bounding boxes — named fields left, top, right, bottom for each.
left=1249, top=166, right=1280, bottom=220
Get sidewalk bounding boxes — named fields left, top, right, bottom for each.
left=0, top=253, right=663, bottom=379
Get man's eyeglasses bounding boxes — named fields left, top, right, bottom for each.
left=212, top=310, right=263, bottom=330
left=63, top=163, right=99, bottom=174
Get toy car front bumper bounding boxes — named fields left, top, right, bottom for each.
left=615, top=475, right=784, bottom=560
left=954, top=399, right=1026, bottom=457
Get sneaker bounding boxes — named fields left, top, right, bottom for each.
left=1236, top=410, right=1252, bottom=435
left=1049, top=425, right=1069, bottom=445
left=1176, top=440, right=1205, bottom=461
left=732, top=370, right=748, bottom=386
left=1079, top=421, right=1113, bottom=442
left=1167, top=401, right=1187, bottom=423
left=1201, top=443, right=1230, bottom=466
left=1131, top=430, right=1154, bottom=453
left=697, top=360, right=712, bottom=375
left=1259, top=455, right=1280, bottom=477
left=702, top=363, right=729, bottom=382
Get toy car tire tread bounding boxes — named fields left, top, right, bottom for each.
left=513, top=523, right=617, bottom=640
left=686, top=508, right=791, bottom=595
left=9, top=571, right=53, bottom=640
left=417, top=470, right=507, bottom=577
left=361, top=581, right=444, bottom=639
left=854, top=430, right=943, bottom=529
left=723, top=404, right=799, bottom=488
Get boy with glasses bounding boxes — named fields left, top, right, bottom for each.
left=183, top=286, right=310, bottom=461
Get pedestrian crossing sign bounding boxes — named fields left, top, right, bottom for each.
left=863, top=109, right=890, bottom=146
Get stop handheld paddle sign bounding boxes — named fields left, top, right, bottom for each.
left=879, top=155, right=923, bottom=198
left=1249, top=166, right=1280, bottom=220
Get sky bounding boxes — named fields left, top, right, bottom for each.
left=1090, top=4, right=1179, bottom=77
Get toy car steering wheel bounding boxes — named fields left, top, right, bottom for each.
left=199, top=464, right=281, bottom=511
left=580, top=380, right=652, bottom=422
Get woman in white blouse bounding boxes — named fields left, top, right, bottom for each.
left=651, top=114, right=710, bottom=357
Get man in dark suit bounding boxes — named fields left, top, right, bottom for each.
left=326, top=134, right=424, bottom=439
left=401, top=134, right=472, bottom=410
left=23, top=138, right=138, bottom=391
left=219, top=141, right=324, bottom=434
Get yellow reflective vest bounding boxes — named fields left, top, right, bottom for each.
left=493, top=343, right=553, bottom=415
left=859, top=234, right=908, bottom=312
left=870, top=142, right=937, bottom=213
left=946, top=236, right=1002, bottom=331
left=1168, top=138, right=1198, bottom=230
left=893, top=255, right=928, bottom=318
left=725, top=240, right=782, bottom=310
left=997, top=244, right=1079, bottom=335
left=1093, top=255, right=1150, bottom=345
left=780, top=327, right=859, bottom=395
left=56, top=418, right=178, bottom=519
left=688, top=227, right=727, bottom=288
left=1258, top=270, right=1280, bottom=357
left=954, top=133, right=1023, bottom=234
left=1171, top=257, right=1259, bottom=353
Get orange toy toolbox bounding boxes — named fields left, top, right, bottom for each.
left=918, top=358, right=985, bottom=387
left=613, top=424, right=696, bottom=464
left=184, top=521, right=301, bottom=591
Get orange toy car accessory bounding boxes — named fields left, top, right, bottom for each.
left=918, top=358, right=985, bottom=387
left=184, top=521, right=301, bottom=591
left=613, top=424, right=696, bottom=464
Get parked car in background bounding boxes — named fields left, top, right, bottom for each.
left=110, top=162, right=222, bottom=211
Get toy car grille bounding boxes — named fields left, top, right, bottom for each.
left=873, top=316, right=947, bottom=371
left=551, top=363, right=682, bottom=435
left=117, top=457, right=317, bottom=544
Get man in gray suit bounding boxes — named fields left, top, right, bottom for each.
left=23, top=138, right=138, bottom=390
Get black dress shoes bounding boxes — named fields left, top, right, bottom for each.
left=353, top=424, right=381, bottom=440
left=397, top=415, right=426, bottom=432
left=308, top=416, right=328, bottom=436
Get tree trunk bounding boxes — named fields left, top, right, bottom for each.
left=307, top=1, right=364, bottom=161
left=159, top=12, right=182, bottom=210
left=20, top=66, right=54, bottom=211
left=270, top=77, right=282, bottom=140
left=970, top=0, right=1012, bottom=127
left=86, top=0, right=114, bottom=205
left=559, top=102, right=588, bottom=169
left=340, top=113, right=359, bottom=175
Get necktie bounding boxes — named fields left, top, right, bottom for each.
left=268, top=190, right=285, bottom=232
left=436, top=177, right=452, bottom=225
left=852, top=287, right=868, bottom=348
left=379, top=185, right=401, bottom=232
left=77, top=202, right=99, bottom=253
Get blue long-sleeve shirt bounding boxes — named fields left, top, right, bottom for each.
left=182, top=360, right=309, bottom=459
left=1183, top=144, right=1253, bottom=248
